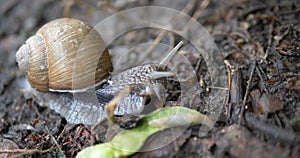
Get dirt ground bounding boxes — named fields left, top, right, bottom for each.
left=0, top=0, right=299, bottom=157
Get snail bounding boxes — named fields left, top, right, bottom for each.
left=16, top=18, right=183, bottom=125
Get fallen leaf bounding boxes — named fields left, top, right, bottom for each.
left=251, top=89, right=284, bottom=114
left=286, top=78, right=300, bottom=90
left=76, top=106, right=213, bottom=158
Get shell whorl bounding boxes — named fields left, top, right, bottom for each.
left=16, top=33, right=48, bottom=91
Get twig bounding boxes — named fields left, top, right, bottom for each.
left=45, top=126, right=65, bottom=157
left=56, top=124, right=71, bottom=143
left=0, top=0, right=18, bottom=15
left=195, top=57, right=202, bottom=79
left=241, top=5, right=267, bottom=18
left=33, top=105, right=66, bottom=158
left=206, top=86, right=228, bottom=90
left=224, top=60, right=233, bottom=123
left=229, top=69, right=244, bottom=124
left=63, top=0, right=75, bottom=18
left=0, top=147, right=56, bottom=158
left=137, top=0, right=196, bottom=63
left=277, top=8, right=300, bottom=16
left=263, top=18, right=274, bottom=60
left=0, top=148, right=54, bottom=154
left=182, top=0, right=211, bottom=33
left=238, top=60, right=256, bottom=126
left=255, top=66, right=268, bottom=93
left=274, top=112, right=284, bottom=128
left=169, top=32, right=175, bottom=47
left=103, top=0, right=121, bottom=12
left=265, top=10, right=281, bottom=24
left=245, top=112, right=299, bottom=145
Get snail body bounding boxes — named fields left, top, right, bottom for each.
left=16, top=18, right=182, bottom=125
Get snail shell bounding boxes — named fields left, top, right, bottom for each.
left=16, top=18, right=113, bottom=92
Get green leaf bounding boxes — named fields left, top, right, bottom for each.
left=76, top=106, right=213, bottom=158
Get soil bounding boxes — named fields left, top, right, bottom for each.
left=0, top=0, right=299, bottom=157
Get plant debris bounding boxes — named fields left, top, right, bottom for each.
left=250, top=89, right=284, bottom=114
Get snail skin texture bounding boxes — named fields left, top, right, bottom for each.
left=16, top=18, right=181, bottom=125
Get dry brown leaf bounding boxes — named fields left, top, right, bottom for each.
left=250, top=89, right=284, bottom=114
left=286, top=78, right=300, bottom=90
